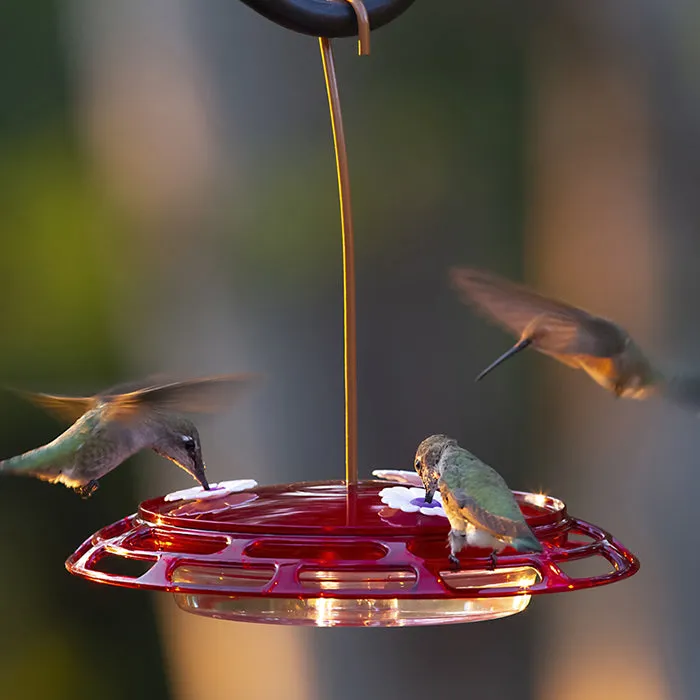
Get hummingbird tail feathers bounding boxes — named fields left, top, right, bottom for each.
left=511, top=533, right=543, bottom=553
left=0, top=457, right=37, bottom=479
left=0, top=457, right=19, bottom=474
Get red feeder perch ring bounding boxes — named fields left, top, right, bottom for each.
left=65, top=477, right=639, bottom=626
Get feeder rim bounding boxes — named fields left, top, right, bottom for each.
left=135, top=479, right=568, bottom=537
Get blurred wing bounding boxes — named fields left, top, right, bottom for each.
left=99, top=374, right=173, bottom=398
left=14, top=374, right=258, bottom=423
left=14, top=390, right=97, bottom=423
left=450, top=267, right=628, bottom=357
left=441, top=449, right=532, bottom=541
left=107, top=374, right=259, bottom=417
left=13, top=374, right=174, bottom=423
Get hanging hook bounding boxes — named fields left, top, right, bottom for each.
left=319, top=0, right=371, bottom=56
left=346, top=0, right=371, bottom=55
left=237, top=0, right=415, bottom=39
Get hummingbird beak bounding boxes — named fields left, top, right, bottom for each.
left=193, top=453, right=210, bottom=490
left=423, top=488, right=435, bottom=504
left=475, top=338, right=532, bottom=382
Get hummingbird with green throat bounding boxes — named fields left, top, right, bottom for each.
left=0, top=374, right=255, bottom=498
left=449, top=267, right=693, bottom=404
left=414, top=434, right=542, bottom=568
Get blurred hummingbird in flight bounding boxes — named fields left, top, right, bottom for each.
left=414, top=434, right=542, bottom=568
left=449, top=267, right=700, bottom=407
left=0, top=374, right=255, bottom=498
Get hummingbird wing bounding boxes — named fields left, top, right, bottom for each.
left=13, top=374, right=175, bottom=422
left=450, top=267, right=629, bottom=358
left=104, top=374, right=258, bottom=418
left=14, top=374, right=257, bottom=423
left=13, top=391, right=97, bottom=423
left=99, top=374, right=174, bottom=397
left=440, top=447, right=533, bottom=542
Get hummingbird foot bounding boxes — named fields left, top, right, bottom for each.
left=489, top=552, right=498, bottom=570
left=448, top=554, right=461, bottom=570
left=75, top=480, right=100, bottom=499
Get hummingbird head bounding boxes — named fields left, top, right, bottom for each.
left=151, top=416, right=210, bottom=490
left=413, top=434, right=456, bottom=503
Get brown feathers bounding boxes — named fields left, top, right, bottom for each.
left=450, top=267, right=629, bottom=358
left=15, top=374, right=259, bottom=423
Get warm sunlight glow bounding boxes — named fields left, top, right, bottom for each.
left=440, top=565, right=541, bottom=591
left=172, top=593, right=536, bottom=626
left=532, top=492, right=549, bottom=508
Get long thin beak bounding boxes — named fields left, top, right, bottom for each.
left=475, top=338, right=532, bottom=382
left=194, top=454, right=210, bottom=490
left=424, top=488, right=435, bottom=504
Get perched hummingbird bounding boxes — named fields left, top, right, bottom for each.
left=414, top=434, right=542, bottom=568
left=450, top=267, right=668, bottom=401
left=0, top=374, right=255, bottom=498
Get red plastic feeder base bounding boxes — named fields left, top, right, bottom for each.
left=65, top=478, right=639, bottom=626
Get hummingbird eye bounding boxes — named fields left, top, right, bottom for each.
left=181, top=435, right=196, bottom=451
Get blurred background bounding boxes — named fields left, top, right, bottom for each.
left=0, top=0, right=698, bottom=698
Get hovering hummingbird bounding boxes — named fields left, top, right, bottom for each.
left=414, top=434, right=542, bottom=568
left=450, top=266, right=672, bottom=402
left=0, top=374, right=255, bottom=498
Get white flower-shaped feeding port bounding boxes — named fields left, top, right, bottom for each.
left=378, top=486, right=447, bottom=518
left=372, top=469, right=422, bottom=487
left=164, top=479, right=258, bottom=502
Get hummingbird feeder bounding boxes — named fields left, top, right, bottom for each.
left=65, top=0, right=640, bottom=625
left=66, top=476, right=638, bottom=626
